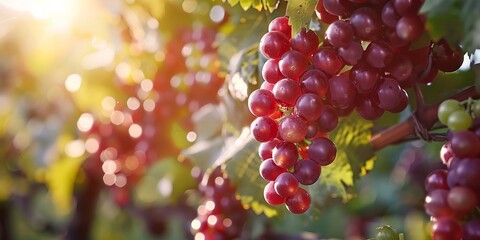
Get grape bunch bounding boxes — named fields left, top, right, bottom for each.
left=191, top=167, right=247, bottom=239
left=314, top=0, right=464, bottom=120
left=423, top=99, right=480, bottom=239
left=250, top=17, right=338, bottom=214
left=248, top=0, right=466, bottom=214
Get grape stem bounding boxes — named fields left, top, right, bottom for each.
left=370, top=86, right=480, bottom=151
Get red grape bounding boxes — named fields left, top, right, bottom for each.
left=259, top=31, right=291, bottom=59
left=274, top=172, right=299, bottom=197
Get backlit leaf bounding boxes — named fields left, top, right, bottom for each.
left=286, top=0, right=317, bottom=36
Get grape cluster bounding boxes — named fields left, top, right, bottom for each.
left=78, top=26, right=225, bottom=205
left=423, top=99, right=480, bottom=239
left=191, top=167, right=247, bottom=239
left=250, top=17, right=338, bottom=214
left=249, top=0, right=466, bottom=214
left=315, top=0, right=464, bottom=120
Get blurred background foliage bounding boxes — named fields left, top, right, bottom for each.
left=0, top=0, right=477, bottom=239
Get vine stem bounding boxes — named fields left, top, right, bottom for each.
left=370, top=86, right=480, bottom=151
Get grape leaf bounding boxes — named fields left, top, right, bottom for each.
left=229, top=0, right=240, bottom=7
left=227, top=0, right=280, bottom=12
left=266, top=0, right=280, bottom=12
left=240, top=0, right=254, bottom=11
left=286, top=0, right=317, bottom=36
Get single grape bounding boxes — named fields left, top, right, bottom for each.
left=447, top=186, right=477, bottom=217
left=251, top=116, right=278, bottom=142
left=293, top=159, right=321, bottom=185
left=259, top=31, right=291, bottom=59
left=425, top=169, right=449, bottom=192
left=450, top=131, right=480, bottom=157
left=291, top=28, right=320, bottom=56
left=272, top=141, right=299, bottom=169
left=307, top=137, right=336, bottom=166
left=295, top=93, right=323, bottom=122
left=268, top=17, right=292, bottom=39
left=285, top=187, right=311, bottom=214
left=273, top=78, right=302, bottom=107
left=396, top=15, right=424, bottom=42
left=274, top=172, right=299, bottom=197
left=350, top=64, right=380, bottom=93
left=312, top=47, right=345, bottom=76
left=323, top=0, right=349, bottom=17
left=328, top=75, right=357, bottom=110
left=350, top=7, right=382, bottom=41
left=432, top=39, right=465, bottom=72
left=299, top=69, right=328, bottom=98
left=248, top=89, right=277, bottom=117
left=279, top=50, right=310, bottom=80
left=365, top=41, right=393, bottom=69
left=424, top=189, right=453, bottom=218
left=431, top=217, right=462, bottom=240
left=338, top=40, right=363, bottom=65
left=259, top=158, right=286, bottom=181
left=447, top=110, right=472, bottom=131
left=375, top=78, right=405, bottom=111
left=264, top=181, right=286, bottom=205
left=450, top=157, right=480, bottom=190
left=393, top=0, right=421, bottom=16
left=375, top=225, right=400, bottom=240
left=317, top=105, right=339, bottom=132
left=325, top=20, right=354, bottom=48
left=437, top=99, right=463, bottom=125
left=262, top=59, right=285, bottom=84
left=279, top=115, right=308, bottom=143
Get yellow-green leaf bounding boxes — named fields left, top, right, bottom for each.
left=286, top=0, right=317, bottom=36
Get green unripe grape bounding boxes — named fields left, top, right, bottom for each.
left=438, top=99, right=463, bottom=125
left=447, top=110, right=472, bottom=131
left=375, top=225, right=399, bottom=240
left=472, top=100, right=480, bottom=117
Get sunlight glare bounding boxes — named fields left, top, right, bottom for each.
left=0, top=0, right=77, bottom=20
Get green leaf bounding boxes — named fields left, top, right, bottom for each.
left=286, top=0, right=317, bottom=36
left=263, top=0, right=280, bottom=12
left=240, top=0, right=254, bottom=11
left=252, top=0, right=264, bottom=11
left=420, top=0, right=456, bottom=14
left=307, top=113, right=376, bottom=211
left=228, top=0, right=240, bottom=7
